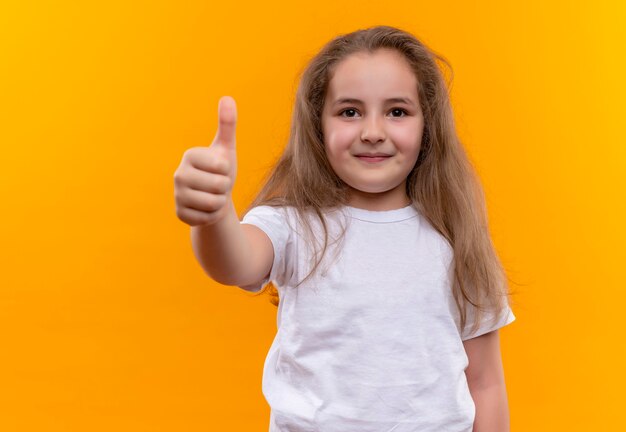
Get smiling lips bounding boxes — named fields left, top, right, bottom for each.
left=355, top=153, right=391, bottom=163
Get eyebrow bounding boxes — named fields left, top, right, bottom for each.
left=332, top=97, right=416, bottom=107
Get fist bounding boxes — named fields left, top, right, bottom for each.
left=174, top=96, right=238, bottom=226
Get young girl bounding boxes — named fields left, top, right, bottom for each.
left=174, top=25, right=516, bottom=432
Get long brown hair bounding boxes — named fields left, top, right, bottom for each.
left=244, top=25, right=516, bottom=337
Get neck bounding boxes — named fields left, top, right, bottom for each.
left=347, top=186, right=411, bottom=211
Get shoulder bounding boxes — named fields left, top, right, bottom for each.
left=241, top=204, right=296, bottom=226
left=242, top=204, right=291, bottom=218
left=240, top=205, right=301, bottom=247
left=412, top=212, right=453, bottom=266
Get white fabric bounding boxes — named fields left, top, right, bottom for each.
left=240, top=204, right=515, bottom=432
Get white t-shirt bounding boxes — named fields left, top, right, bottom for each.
left=240, top=204, right=515, bottom=432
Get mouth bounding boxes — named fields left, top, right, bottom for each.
left=355, top=153, right=392, bottom=163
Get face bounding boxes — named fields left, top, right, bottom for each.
left=321, top=48, right=424, bottom=211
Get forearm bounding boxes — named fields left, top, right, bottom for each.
left=190, top=199, right=251, bottom=285
left=469, top=383, right=510, bottom=432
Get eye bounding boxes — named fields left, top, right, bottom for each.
left=339, top=108, right=359, bottom=118
left=390, top=108, right=408, bottom=117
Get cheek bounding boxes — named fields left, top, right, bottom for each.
left=324, top=123, right=357, bottom=153
left=391, top=124, right=423, bottom=154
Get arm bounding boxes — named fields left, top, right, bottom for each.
left=191, top=198, right=274, bottom=287
left=463, top=330, right=511, bottom=432
left=175, top=96, right=273, bottom=288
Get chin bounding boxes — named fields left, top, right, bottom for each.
left=350, top=186, right=394, bottom=194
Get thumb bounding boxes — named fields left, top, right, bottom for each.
left=212, top=95, right=237, bottom=150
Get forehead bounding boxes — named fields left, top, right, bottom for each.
left=326, top=49, right=418, bottom=102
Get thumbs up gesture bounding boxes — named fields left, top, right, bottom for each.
left=174, top=96, right=239, bottom=226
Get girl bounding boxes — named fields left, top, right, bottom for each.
left=174, top=25, right=516, bottom=432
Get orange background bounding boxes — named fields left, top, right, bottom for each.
left=1, top=0, right=624, bottom=430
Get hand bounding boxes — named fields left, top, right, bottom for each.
left=174, top=96, right=238, bottom=226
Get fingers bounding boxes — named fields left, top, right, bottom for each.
left=178, top=188, right=228, bottom=214
left=176, top=196, right=224, bottom=226
left=213, top=95, right=237, bottom=149
left=179, top=167, right=232, bottom=194
left=188, top=148, right=230, bottom=176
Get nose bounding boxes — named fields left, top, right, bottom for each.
left=360, top=115, right=386, bottom=144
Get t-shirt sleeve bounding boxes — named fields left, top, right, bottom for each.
left=440, top=237, right=516, bottom=341
left=238, top=205, right=293, bottom=293
left=460, top=300, right=516, bottom=341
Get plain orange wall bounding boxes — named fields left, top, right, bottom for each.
left=1, top=0, right=624, bottom=430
